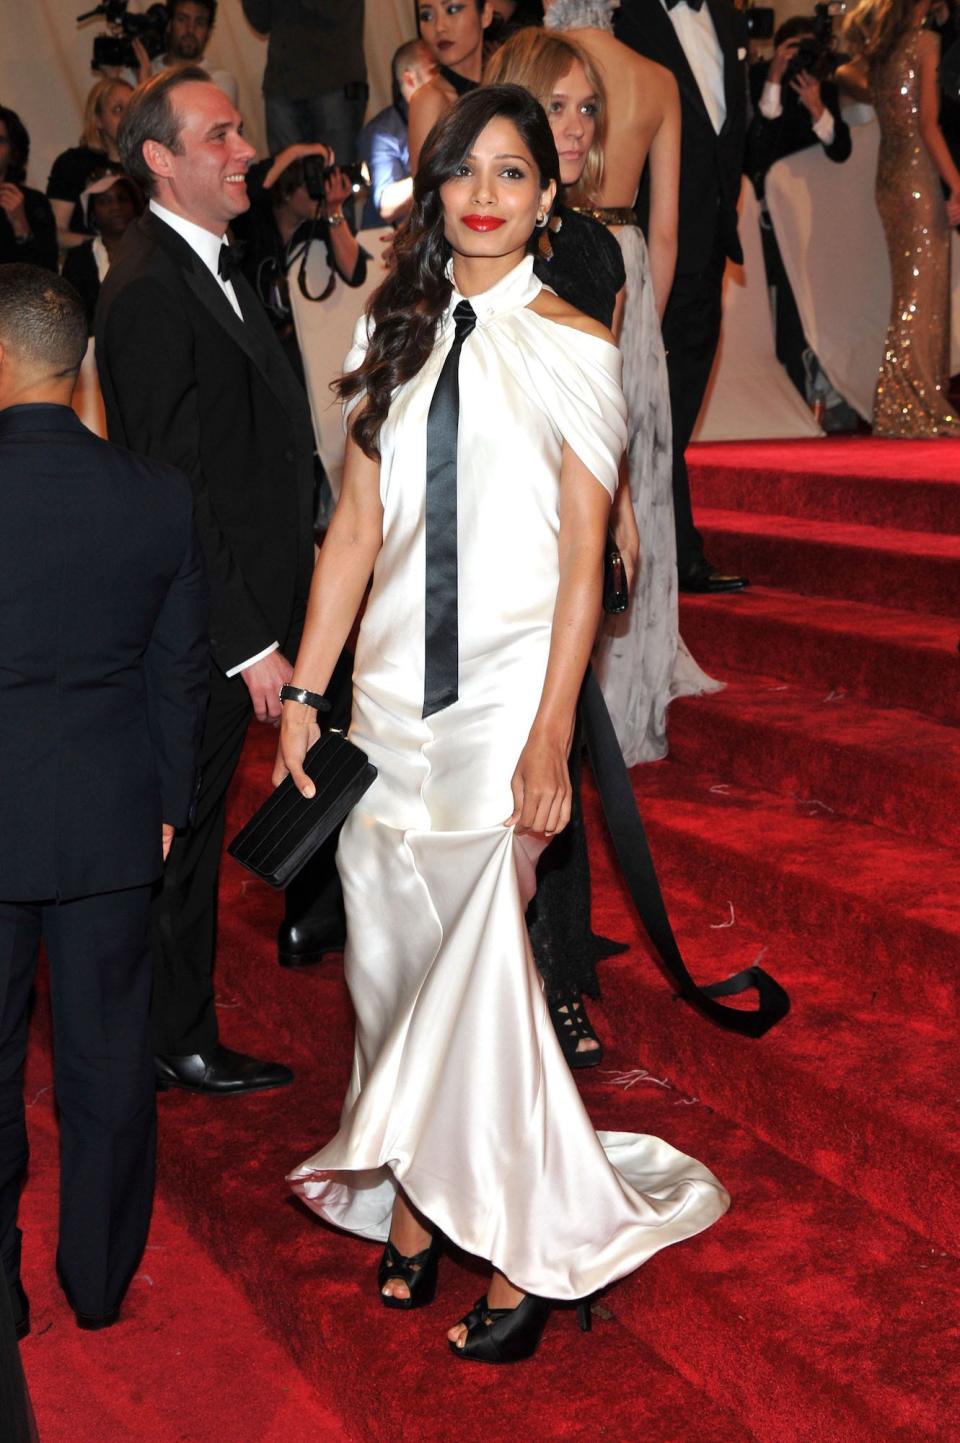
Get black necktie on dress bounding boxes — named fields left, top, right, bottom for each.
left=422, top=299, right=477, bottom=718
left=217, top=242, right=244, bottom=281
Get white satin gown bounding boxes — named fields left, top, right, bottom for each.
left=288, top=257, right=730, bottom=1300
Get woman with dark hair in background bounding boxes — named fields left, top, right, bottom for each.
left=0, top=108, right=57, bottom=271
left=839, top=0, right=960, bottom=435
left=46, top=78, right=132, bottom=250
left=278, top=84, right=728, bottom=1364
left=408, top=0, right=494, bottom=172
left=62, top=175, right=144, bottom=330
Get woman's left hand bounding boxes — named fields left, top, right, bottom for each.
left=505, top=729, right=572, bottom=837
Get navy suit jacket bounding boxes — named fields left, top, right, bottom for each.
left=0, top=404, right=209, bottom=901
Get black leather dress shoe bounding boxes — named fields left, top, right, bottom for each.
left=678, top=562, right=750, bottom=594
left=155, top=1045, right=294, bottom=1095
left=11, top=1279, right=29, bottom=1340
left=277, top=919, right=346, bottom=968
left=74, top=1306, right=120, bottom=1331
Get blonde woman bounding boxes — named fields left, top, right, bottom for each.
left=839, top=0, right=960, bottom=435
left=47, top=78, right=133, bottom=249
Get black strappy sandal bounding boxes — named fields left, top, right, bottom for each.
left=377, top=1234, right=443, bottom=1310
left=547, top=990, right=605, bottom=1069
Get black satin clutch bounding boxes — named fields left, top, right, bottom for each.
left=603, top=534, right=629, bottom=614
left=228, top=732, right=377, bottom=889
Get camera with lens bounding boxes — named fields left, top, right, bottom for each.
left=77, top=1, right=168, bottom=72
left=301, top=157, right=370, bottom=203
left=784, top=1, right=846, bottom=81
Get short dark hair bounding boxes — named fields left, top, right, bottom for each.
left=774, top=15, right=817, bottom=47
left=167, top=0, right=217, bottom=23
left=0, top=265, right=88, bottom=377
left=117, top=63, right=210, bottom=197
left=0, top=106, right=30, bottom=185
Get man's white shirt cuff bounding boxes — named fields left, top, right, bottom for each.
left=226, top=641, right=279, bottom=678
left=813, top=109, right=836, bottom=145
left=759, top=80, right=782, bottom=119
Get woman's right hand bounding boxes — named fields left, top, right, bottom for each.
left=504, top=727, right=573, bottom=837
left=273, top=702, right=322, bottom=796
left=947, top=188, right=960, bottom=227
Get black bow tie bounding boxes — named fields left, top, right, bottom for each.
left=217, top=242, right=244, bottom=281
left=666, top=0, right=705, bottom=11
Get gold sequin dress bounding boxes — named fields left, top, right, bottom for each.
left=870, top=26, right=960, bottom=437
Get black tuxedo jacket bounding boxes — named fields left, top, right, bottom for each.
left=615, top=0, right=747, bottom=273
left=95, top=210, right=315, bottom=676
left=0, top=404, right=209, bottom=902
left=745, top=64, right=851, bottom=197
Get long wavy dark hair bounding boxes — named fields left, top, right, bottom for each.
left=337, top=83, right=560, bottom=459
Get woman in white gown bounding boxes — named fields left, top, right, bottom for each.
left=277, top=85, right=729, bottom=1363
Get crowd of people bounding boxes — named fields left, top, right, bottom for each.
left=1, top=0, right=959, bottom=1417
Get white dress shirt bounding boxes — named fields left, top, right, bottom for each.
left=148, top=198, right=279, bottom=678
left=758, top=80, right=837, bottom=147
left=660, top=0, right=727, bottom=135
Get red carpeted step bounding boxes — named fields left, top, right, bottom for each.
left=666, top=671, right=960, bottom=848
left=697, top=508, right=960, bottom=616
left=581, top=802, right=960, bottom=1251
left=574, top=1076, right=958, bottom=1443
left=689, top=438, right=960, bottom=531
left=680, top=587, right=960, bottom=721
left=18, top=1010, right=354, bottom=1443
left=601, top=760, right=960, bottom=1024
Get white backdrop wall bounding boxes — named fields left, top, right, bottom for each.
left=1, top=0, right=414, bottom=194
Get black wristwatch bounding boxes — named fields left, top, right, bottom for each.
left=279, top=684, right=332, bottom=713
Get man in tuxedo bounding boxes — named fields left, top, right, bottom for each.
left=0, top=264, right=208, bottom=1331
left=97, top=66, right=316, bottom=1094
left=615, top=0, right=749, bottom=593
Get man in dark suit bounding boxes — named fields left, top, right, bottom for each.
left=96, top=66, right=316, bottom=1094
left=0, top=264, right=208, bottom=1332
left=746, top=16, right=851, bottom=399
left=615, top=0, right=749, bottom=593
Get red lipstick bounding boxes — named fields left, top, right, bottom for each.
left=462, top=215, right=505, bottom=232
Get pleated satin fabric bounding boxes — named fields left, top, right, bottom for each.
left=288, top=257, right=730, bottom=1299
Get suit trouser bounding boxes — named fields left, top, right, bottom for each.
left=660, top=243, right=727, bottom=575
left=0, top=886, right=155, bottom=1318
left=151, top=664, right=252, bottom=1055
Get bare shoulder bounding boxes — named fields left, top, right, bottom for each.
left=528, top=290, right=615, bottom=345
left=410, top=74, right=456, bottom=119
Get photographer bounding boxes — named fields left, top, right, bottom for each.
left=128, top=0, right=239, bottom=107
left=230, top=143, right=366, bottom=385
left=747, top=14, right=851, bottom=402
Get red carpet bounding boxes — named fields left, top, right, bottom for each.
left=19, top=436, right=960, bottom=1441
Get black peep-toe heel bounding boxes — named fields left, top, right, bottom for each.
left=449, top=1293, right=593, bottom=1363
left=378, top=1234, right=443, bottom=1310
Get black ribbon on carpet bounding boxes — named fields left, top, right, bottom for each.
left=580, top=666, right=790, bottom=1038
